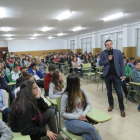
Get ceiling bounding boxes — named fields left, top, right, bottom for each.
left=0, top=0, right=140, bottom=40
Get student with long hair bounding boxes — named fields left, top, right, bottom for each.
left=49, top=70, right=66, bottom=99
left=24, top=56, right=30, bottom=67
left=61, top=74, right=102, bottom=140
left=9, top=80, right=64, bottom=140
left=72, top=57, right=84, bottom=80
left=83, top=55, right=89, bottom=64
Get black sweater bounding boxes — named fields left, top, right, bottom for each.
left=9, top=97, right=49, bottom=140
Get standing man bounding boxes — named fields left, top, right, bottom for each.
left=99, top=39, right=126, bottom=117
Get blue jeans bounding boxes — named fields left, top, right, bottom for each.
left=2, top=108, right=10, bottom=122
left=65, top=120, right=102, bottom=140
left=104, top=75, right=125, bottom=110
left=74, top=69, right=83, bottom=77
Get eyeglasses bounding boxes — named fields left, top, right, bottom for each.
left=32, top=86, right=38, bottom=90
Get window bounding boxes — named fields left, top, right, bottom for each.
left=81, top=37, right=92, bottom=53
left=137, top=29, right=140, bottom=57
left=70, top=40, right=75, bottom=53
left=101, top=32, right=123, bottom=51
left=116, top=32, right=123, bottom=51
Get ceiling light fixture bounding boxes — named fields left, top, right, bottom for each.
left=58, top=33, right=64, bottom=36
left=48, top=36, right=53, bottom=39
left=2, top=27, right=8, bottom=32
left=57, top=11, right=74, bottom=20
left=5, top=34, right=11, bottom=37
left=42, top=27, right=50, bottom=32
left=103, top=13, right=125, bottom=21
left=30, top=37, right=35, bottom=40
left=0, top=8, right=6, bottom=18
left=73, top=26, right=82, bottom=32
left=7, top=38, right=12, bottom=40
left=33, top=34, right=38, bottom=37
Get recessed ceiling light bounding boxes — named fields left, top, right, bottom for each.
left=1, top=27, right=9, bottom=32
left=58, top=33, right=64, bottom=36
left=33, top=34, right=38, bottom=37
left=48, top=36, right=53, bottom=39
left=0, top=8, right=6, bottom=18
left=105, top=35, right=109, bottom=38
left=30, top=37, right=35, bottom=40
left=57, top=11, right=74, bottom=20
left=103, top=13, right=125, bottom=21
left=42, top=27, right=50, bottom=32
left=118, top=35, right=123, bottom=38
left=5, top=34, right=11, bottom=37
left=73, top=26, right=82, bottom=32
left=7, top=38, right=12, bottom=40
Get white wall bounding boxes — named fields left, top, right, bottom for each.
left=0, top=41, right=8, bottom=47
left=65, top=22, right=140, bottom=53
left=8, top=39, right=65, bottom=52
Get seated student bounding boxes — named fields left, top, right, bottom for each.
left=9, top=64, right=20, bottom=82
left=83, top=55, right=89, bottom=64
left=37, top=58, right=47, bottom=75
left=41, top=52, right=45, bottom=63
left=61, top=74, right=102, bottom=140
left=129, top=57, right=135, bottom=70
left=72, top=57, right=84, bottom=80
left=96, top=54, right=101, bottom=67
left=12, top=60, right=23, bottom=71
left=131, top=59, right=140, bottom=111
left=16, top=66, right=28, bottom=88
left=0, top=71, right=13, bottom=105
left=9, top=80, right=64, bottom=140
left=15, top=73, right=43, bottom=98
left=24, top=56, right=30, bottom=67
left=0, top=119, right=13, bottom=140
left=44, top=65, right=56, bottom=96
left=50, top=55, right=54, bottom=62
left=54, top=54, right=60, bottom=63
left=59, top=54, right=66, bottom=75
left=0, top=63, right=9, bottom=82
left=64, top=54, right=68, bottom=61
left=9, top=57, right=15, bottom=64
left=49, top=70, right=66, bottom=99
left=0, top=89, right=10, bottom=123
left=5, top=59, right=11, bottom=70
left=28, top=53, right=33, bottom=58
left=45, top=54, right=50, bottom=65
left=28, top=62, right=44, bottom=88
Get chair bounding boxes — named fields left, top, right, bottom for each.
left=12, top=133, right=31, bottom=140
left=57, top=98, right=84, bottom=140
left=0, top=112, right=2, bottom=120
left=96, top=66, right=103, bottom=92
left=83, top=63, right=96, bottom=85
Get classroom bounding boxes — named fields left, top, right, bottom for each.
left=0, top=0, right=140, bottom=140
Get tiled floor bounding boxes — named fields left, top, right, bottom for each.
left=62, top=74, right=140, bottom=140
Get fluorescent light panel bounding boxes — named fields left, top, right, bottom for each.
left=1, top=27, right=9, bottom=32
left=58, top=33, right=64, bottom=36
left=57, top=11, right=73, bottom=20
left=33, top=34, right=38, bottom=37
left=42, top=27, right=50, bottom=32
left=0, top=8, right=6, bottom=18
left=73, top=26, right=82, bottom=31
left=30, top=37, right=35, bottom=40
left=103, top=13, right=125, bottom=21
left=48, top=36, right=53, bottom=39
left=5, top=34, right=11, bottom=37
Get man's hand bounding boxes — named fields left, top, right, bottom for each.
left=108, top=55, right=113, bottom=61
left=122, top=76, right=126, bottom=80
left=47, top=131, right=57, bottom=140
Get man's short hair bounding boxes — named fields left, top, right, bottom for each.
left=13, top=64, right=19, bottom=68
left=134, top=59, right=140, bottom=65
left=21, top=66, right=27, bottom=71
left=104, top=39, right=113, bottom=46
left=48, top=65, right=56, bottom=72
left=130, top=57, right=135, bottom=61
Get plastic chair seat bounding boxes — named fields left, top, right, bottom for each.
left=62, top=127, right=84, bottom=140
left=12, top=133, right=31, bottom=140
left=85, top=73, right=95, bottom=76
left=97, top=72, right=103, bottom=75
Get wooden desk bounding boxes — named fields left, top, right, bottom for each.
left=86, top=108, right=112, bottom=123
left=129, top=82, right=140, bottom=86
left=8, top=82, right=16, bottom=86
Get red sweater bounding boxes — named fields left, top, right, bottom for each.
left=44, top=73, right=52, bottom=91
left=54, top=57, right=60, bottom=62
